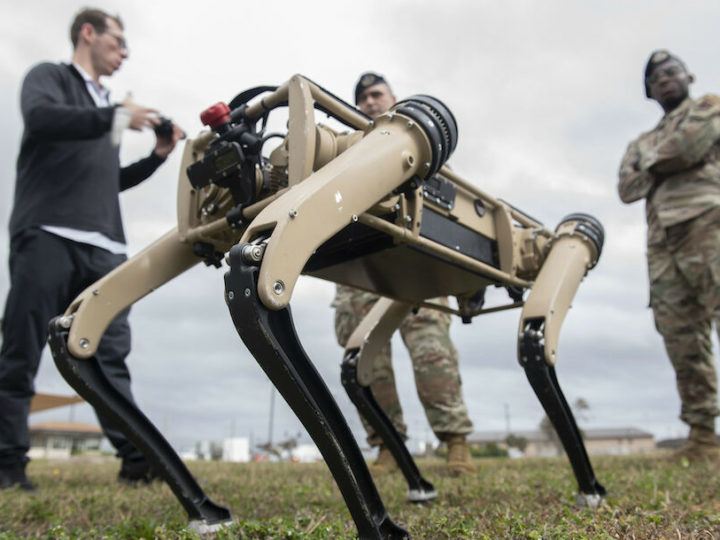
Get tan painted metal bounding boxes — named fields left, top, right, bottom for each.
left=287, top=75, right=316, bottom=186
left=61, top=74, right=598, bottom=370
left=65, top=228, right=201, bottom=358
left=518, top=219, right=601, bottom=366
left=343, top=298, right=413, bottom=386
left=240, top=112, right=433, bottom=310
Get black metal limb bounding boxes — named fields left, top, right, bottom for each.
left=341, top=355, right=436, bottom=503
left=224, top=244, right=409, bottom=540
left=519, top=325, right=606, bottom=503
left=47, top=319, right=233, bottom=528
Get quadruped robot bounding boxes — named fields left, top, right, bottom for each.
left=48, top=75, right=606, bottom=539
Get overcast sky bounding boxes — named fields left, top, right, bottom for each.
left=2, top=0, right=720, bottom=455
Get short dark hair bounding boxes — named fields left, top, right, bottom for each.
left=70, top=8, right=123, bottom=48
left=643, top=49, right=687, bottom=98
left=354, top=72, right=391, bottom=104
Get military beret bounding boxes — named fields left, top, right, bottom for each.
left=644, top=49, right=687, bottom=97
left=354, top=72, right=390, bottom=104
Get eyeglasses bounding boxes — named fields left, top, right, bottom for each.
left=105, top=31, right=128, bottom=52
left=646, top=66, right=683, bottom=86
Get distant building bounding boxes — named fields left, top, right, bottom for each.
left=28, top=421, right=104, bottom=460
left=30, top=393, right=84, bottom=413
left=468, top=427, right=655, bottom=457
left=223, top=437, right=250, bottom=462
left=189, top=437, right=251, bottom=462
left=579, top=428, right=656, bottom=456
left=291, top=443, right=322, bottom=462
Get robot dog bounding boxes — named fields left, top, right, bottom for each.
left=49, top=75, right=605, bottom=539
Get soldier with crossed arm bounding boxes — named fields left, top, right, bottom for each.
left=619, top=50, right=720, bottom=462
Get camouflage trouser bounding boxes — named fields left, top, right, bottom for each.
left=648, top=206, right=720, bottom=432
left=332, top=284, right=473, bottom=447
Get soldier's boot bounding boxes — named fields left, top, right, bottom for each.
left=369, top=445, right=399, bottom=474
left=670, top=426, right=720, bottom=463
left=446, top=435, right=476, bottom=476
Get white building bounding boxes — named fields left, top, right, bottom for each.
left=223, top=437, right=250, bottom=462
left=29, top=421, right=104, bottom=460
left=468, top=427, right=655, bottom=457
left=189, top=437, right=251, bottom=462
left=291, top=443, right=322, bottom=462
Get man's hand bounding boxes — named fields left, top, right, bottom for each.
left=122, top=94, right=158, bottom=131
left=153, top=122, right=186, bottom=159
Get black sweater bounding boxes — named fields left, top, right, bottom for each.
left=9, top=62, right=164, bottom=243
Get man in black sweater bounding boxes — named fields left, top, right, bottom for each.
left=0, top=7, right=184, bottom=490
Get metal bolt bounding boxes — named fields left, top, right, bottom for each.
left=407, top=120, right=414, bottom=128
left=244, top=288, right=251, bottom=297
left=379, top=130, right=389, bottom=135
left=352, top=215, right=358, bottom=222
left=57, top=316, right=73, bottom=329
left=92, top=290, right=99, bottom=296
left=227, top=291, right=235, bottom=300
left=273, top=280, right=285, bottom=295
left=405, top=215, right=412, bottom=223
left=241, top=244, right=265, bottom=263
left=288, top=209, right=298, bottom=218
left=394, top=203, right=401, bottom=210
left=79, top=338, right=90, bottom=349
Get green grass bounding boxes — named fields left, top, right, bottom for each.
left=1, top=454, right=719, bottom=539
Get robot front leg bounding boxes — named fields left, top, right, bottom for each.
left=48, top=320, right=233, bottom=532
left=341, top=297, right=437, bottom=503
left=519, top=329, right=606, bottom=506
left=225, top=244, right=409, bottom=540
left=518, top=214, right=606, bottom=507
left=47, top=229, right=233, bottom=532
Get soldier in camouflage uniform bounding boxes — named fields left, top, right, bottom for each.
left=332, top=73, right=474, bottom=475
left=618, top=50, right=720, bottom=461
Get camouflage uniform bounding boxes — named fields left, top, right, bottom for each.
left=619, top=94, right=720, bottom=431
left=332, top=284, right=473, bottom=446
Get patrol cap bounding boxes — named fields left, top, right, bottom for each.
left=354, top=72, right=390, bottom=104
left=644, top=49, right=687, bottom=97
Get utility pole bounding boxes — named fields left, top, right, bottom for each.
left=268, top=386, right=276, bottom=445
left=504, top=403, right=511, bottom=434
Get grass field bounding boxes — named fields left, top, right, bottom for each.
left=1, top=453, right=719, bottom=539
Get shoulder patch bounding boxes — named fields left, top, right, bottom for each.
left=697, top=94, right=720, bottom=109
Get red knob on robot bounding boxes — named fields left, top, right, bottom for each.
left=200, top=102, right=231, bottom=131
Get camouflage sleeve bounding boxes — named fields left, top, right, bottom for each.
left=618, top=138, right=656, bottom=203
left=646, top=95, right=720, bottom=175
